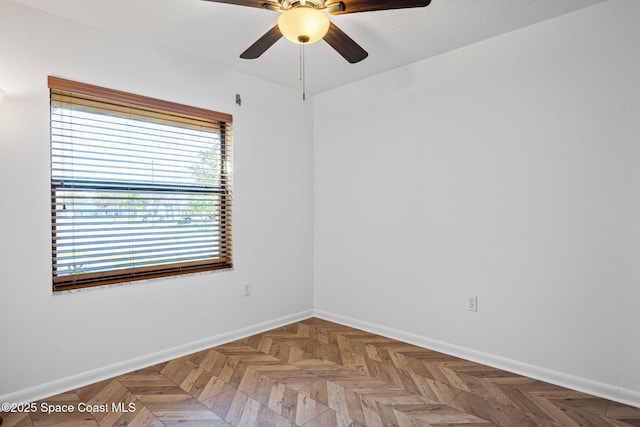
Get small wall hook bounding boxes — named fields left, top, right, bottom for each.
left=235, top=93, right=241, bottom=106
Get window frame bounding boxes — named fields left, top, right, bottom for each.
left=49, top=76, right=233, bottom=291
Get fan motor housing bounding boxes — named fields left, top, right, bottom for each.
left=281, top=0, right=325, bottom=9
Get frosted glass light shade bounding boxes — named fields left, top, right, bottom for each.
left=278, top=7, right=330, bottom=44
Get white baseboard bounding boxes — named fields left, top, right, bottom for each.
left=0, top=309, right=314, bottom=405
left=314, top=309, right=640, bottom=409
left=3, top=308, right=638, bottom=409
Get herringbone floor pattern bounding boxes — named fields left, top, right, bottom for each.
left=2, top=318, right=639, bottom=426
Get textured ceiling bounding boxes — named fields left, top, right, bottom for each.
left=11, top=0, right=607, bottom=94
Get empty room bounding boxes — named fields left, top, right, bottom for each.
left=0, top=0, right=639, bottom=425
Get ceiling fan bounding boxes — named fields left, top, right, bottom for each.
left=202, top=0, right=433, bottom=64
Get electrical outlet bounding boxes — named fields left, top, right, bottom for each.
left=243, top=282, right=251, bottom=297
left=466, top=296, right=477, bottom=312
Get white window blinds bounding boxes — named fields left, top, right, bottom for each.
left=49, top=77, right=233, bottom=291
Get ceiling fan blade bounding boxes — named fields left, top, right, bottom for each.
left=240, top=25, right=283, bottom=59
left=329, top=0, right=431, bottom=15
left=201, top=0, right=279, bottom=10
left=323, top=22, right=368, bottom=64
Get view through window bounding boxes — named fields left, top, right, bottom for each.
left=49, top=77, right=233, bottom=291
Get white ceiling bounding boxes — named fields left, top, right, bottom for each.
left=12, top=0, right=606, bottom=94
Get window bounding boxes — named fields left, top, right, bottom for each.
left=49, top=77, right=233, bottom=291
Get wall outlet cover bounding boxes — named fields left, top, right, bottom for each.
left=467, top=296, right=477, bottom=312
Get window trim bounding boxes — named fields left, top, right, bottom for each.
left=48, top=77, right=232, bottom=123
left=49, top=76, right=233, bottom=292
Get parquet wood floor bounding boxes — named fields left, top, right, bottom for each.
left=2, top=317, right=639, bottom=426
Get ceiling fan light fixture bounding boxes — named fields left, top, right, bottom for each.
left=278, top=7, right=330, bottom=44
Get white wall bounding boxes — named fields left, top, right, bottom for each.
left=0, top=0, right=314, bottom=401
left=314, top=0, right=640, bottom=406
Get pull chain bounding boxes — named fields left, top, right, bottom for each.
left=299, top=43, right=306, bottom=101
